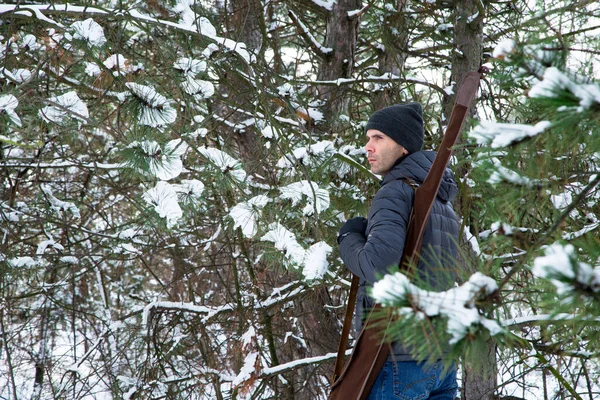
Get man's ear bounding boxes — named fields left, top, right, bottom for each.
left=403, top=148, right=409, bottom=155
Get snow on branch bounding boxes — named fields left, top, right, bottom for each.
left=41, top=184, right=81, bottom=218
left=260, top=350, right=350, bottom=377
left=288, top=10, right=332, bottom=59
left=310, top=0, right=336, bottom=11
left=348, top=4, right=371, bottom=20
left=486, top=158, right=538, bottom=187
left=142, top=181, right=183, bottom=228
left=529, top=67, right=600, bottom=110
left=261, top=222, right=333, bottom=280
left=0, top=4, right=253, bottom=63
left=142, top=281, right=308, bottom=326
left=125, top=139, right=188, bottom=180
left=0, top=4, right=66, bottom=27
left=279, top=180, right=330, bottom=216
left=276, top=140, right=336, bottom=175
left=372, top=272, right=503, bottom=345
left=39, top=91, right=89, bottom=125
left=70, top=18, right=107, bottom=47
left=1, top=161, right=122, bottom=169
left=0, top=94, right=22, bottom=127
left=532, top=243, right=600, bottom=296
left=125, top=83, right=177, bottom=127
left=197, top=146, right=247, bottom=183
left=142, top=301, right=235, bottom=326
left=502, top=313, right=600, bottom=328
left=228, top=195, right=271, bottom=238
left=296, top=74, right=448, bottom=97
left=211, top=350, right=351, bottom=388
left=469, top=120, right=551, bottom=149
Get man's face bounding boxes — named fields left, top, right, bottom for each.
left=365, top=129, right=408, bottom=175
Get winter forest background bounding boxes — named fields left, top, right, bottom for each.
left=1, top=1, right=600, bottom=399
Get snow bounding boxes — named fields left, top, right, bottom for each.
left=276, top=140, right=336, bottom=172
left=493, top=38, right=515, bottom=60
left=103, top=54, right=144, bottom=75
left=261, top=350, right=349, bottom=376
left=8, top=256, right=38, bottom=268
left=464, top=226, right=481, bottom=256
left=372, top=271, right=502, bottom=345
left=59, top=256, right=79, bottom=264
left=228, top=195, right=271, bottom=238
left=70, top=18, right=106, bottom=47
left=529, top=67, right=600, bottom=109
left=142, top=181, right=183, bottom=228
left=302, top=242, right=333, bottom=280
left=469, top=120, right=551, bottom=148
left=241, top=326, right=256, bottom=347
left=277, top=82, right=295, bottom=97
left=41, top=184, right=81, bottom=218
left=310, top=0, right=336, bottom=10
left=37, top=239, right=65, bottom=255
left=203, top=43, right=219, bottom=58
left=142, top=300, right=236, bottom=326
left=288, top=10, right=333, bottom=55
left=0, top=94, right=22, bottom=126
left=549, top=182, right=588, bottom=219
left=503, top=313, right=600, bottom=327
left=184, top=127, right=208, bottom=140
left=19, top=33, right=41, bottom=51
left=261, top=223, right=306, bottom=265
left=39, top=91, right=89, bottom=124
left=436, top=23, right=453, bottom=32
left=7, top=68, right=32, bottom=83
left=260, top=124, right=279, bottom=139
left=197, top=146, right=247, bottom=182
left=126, top=139, right=188, bottom=180
left=466, top=11, right=480, bottom=24
left=182, top=76, right=215, bottom=98
left=114, top=243, right=142, bottom=255
left=232, top=351, right=259, bottom=387
left=532, top=243, right=600, bottom=295
left=261, top=223, right=332, bottom=279
left=532, top=243, right=574, bottom=280
left=563, top=222, right=600, bottom=240
left=173, top=179, right=205, bottom=198
left=84, top=62, right=101, bottom=76
left=0, top=4, right=253, bottom=63
left=173, top=57, right=207, bottom=76
left=487, top=160, right=535, bottom=187
left=125, top=82, right=177, bottom=127
left=279, top=180, right=330, bottom=216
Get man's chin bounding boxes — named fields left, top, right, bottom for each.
left=370, top=167, right=384, bottom=177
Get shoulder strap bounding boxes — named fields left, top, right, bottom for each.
left=400, top=177, right=420, bottom=191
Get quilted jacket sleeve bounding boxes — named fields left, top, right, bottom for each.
left=339, top=181, right=414, bottom=283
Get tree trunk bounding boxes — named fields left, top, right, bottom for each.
left=317, top=0, right=362, bottom=130
left=443, top=0, right=483, bottom=119
left=462, top=337, right=498, bottom=400
left=372, top=0, right=409, bottom=110
left=215, top=0, right=265, bottom=166
left=443, top=2, right=496, bottom=399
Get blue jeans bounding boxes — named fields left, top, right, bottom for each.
left=366, top=361, right=458, bottom=400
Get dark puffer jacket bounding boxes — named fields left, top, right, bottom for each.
left=339, top=150, right=459, bottom=361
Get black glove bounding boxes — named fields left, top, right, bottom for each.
left=337, top=216, right=368, bottom=244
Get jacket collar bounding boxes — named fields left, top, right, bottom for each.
left=381, top=151, right=459, bottom=202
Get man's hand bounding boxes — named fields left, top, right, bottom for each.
left=337, top=217, right=368, bottom=244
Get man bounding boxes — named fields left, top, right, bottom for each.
left=338, top=102, right=460, bottom=399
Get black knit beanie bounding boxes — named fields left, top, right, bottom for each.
left=365, top=102, right=424, bottom=154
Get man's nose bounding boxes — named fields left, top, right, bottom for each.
left=365, top=141, right=373, bottom=153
